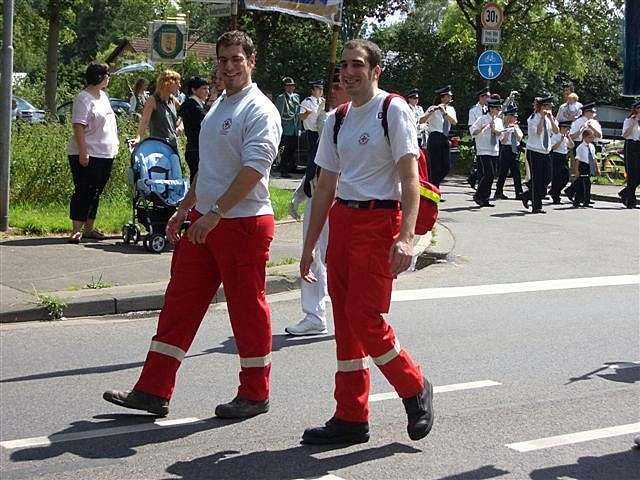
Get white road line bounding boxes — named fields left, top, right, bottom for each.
left=1, top=381, right=501, bottom=450
left=390, top=274, right=640, bottom=302
left=505, top=422, right=640, bottom=452
left=293, top=476, right=346, bottom=480
left=0, top=417, right=202, bottom=450
left=369, top=380, right=501, bottom=402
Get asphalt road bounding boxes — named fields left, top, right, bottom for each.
left=1, top=181, right=639, bottom=480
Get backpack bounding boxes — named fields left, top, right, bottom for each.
left=333, top=93, right=440, bottom=235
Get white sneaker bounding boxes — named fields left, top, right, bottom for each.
left=288, top=200, right=301, bottom=221
left=285, top=316, right=328, bottom=336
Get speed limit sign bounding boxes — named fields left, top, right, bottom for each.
left=481, top=2, right=504, bottom=29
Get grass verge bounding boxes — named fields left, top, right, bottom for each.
left=9, top=186, right=293, bottom=236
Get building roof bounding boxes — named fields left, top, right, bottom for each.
left=105, top=38, right=216, bottom=65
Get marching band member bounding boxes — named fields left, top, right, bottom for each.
left=523, top=95, right=559, bottom=214
left=470, top=97, right=504, bottom=207
left=619, top=100, right=640, bottom=208
left=494, top=106, right=523, bottom=200
left=421, top=85, right=457, bottom=188
left=548, top=121, right=574, bottom=204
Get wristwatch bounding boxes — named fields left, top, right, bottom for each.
left=210, top=203, right=224, bottom=218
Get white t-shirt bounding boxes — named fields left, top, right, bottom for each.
left=575, top=141, right=596, bottom=165
left=551, top=133, right=570, bottom=154
left=557, top=101, right=583, bottom=122
left=500, top=125, right=523, bottom=145
left=315, top=91, right=419, bottom=202
left=623, top=117, right=640, bottom=141
left=195, top=83, right=282, bottom=218
left=526, top=113, right=556, bottom=154
left=471, top=114, right=504, bottom=156
left=300, top=96, right=322, bottom=132
left=427, top=105, right=457, bottom=134
left=68, top=90, right=119, bottom=158
left=570, top=116, right=602, bottom=142
left=468, top=103, right=485, bottom=134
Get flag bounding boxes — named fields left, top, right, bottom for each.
left=244, top=0, right=342, bottom=25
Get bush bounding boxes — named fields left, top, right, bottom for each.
left=11, top=116, right=138, bottom=205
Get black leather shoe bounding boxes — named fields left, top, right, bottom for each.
left=551, top=197, right=561, bottom=204
left=483, top=202, right=495, bottom=207
left=302, top=417, right=370, bottom=445
left=532, top=208, right=547, bottom=214
left=103, top=389, right=169, bottom=416
left=215, top=396, right=269, bottom=419
left=493, top=193, right=509, bottom=200
left=472, top=195, right=484, bottom=207
left=521, top=192, right=530, bottom=209
left=402, top=377, right=434, bottom=441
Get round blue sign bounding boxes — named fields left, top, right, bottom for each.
left=477, top=50, right=503, bottom=80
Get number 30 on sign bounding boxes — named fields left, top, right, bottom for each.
left=481, top=2, right=504, bottom=29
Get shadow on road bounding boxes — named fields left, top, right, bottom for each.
left=164, top=442, right=421, bottom=480
left=434, top=464, right=510, bottom=479
left=0, top=237, right=72, bottom=247
left=9, top=414, right=241, bottom=462
left=439, top=205, right=482, bottom=213
left=566, top=361, right=640, bottom=385
left=1, top=334, right=333, bottom=383
left=529, top=448, right=640, bottom=480
left=490, top=211, right=529, bottom=218
left=83, top=242, right=174, bottom=255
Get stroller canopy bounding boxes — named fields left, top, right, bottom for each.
left=131, top=138, right=189, bottom=206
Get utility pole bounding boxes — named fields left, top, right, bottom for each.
left=0, top=0, right=15, bottom=231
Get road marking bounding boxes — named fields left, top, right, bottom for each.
left=293, top=476, right=346, bottom=480
left=390, top=274, right=640, bottom=302
left=505, top=422, right=640, bottom=452
left=1, top=381, right=501, bottom=450
left=369, top=380, right=501, bottom=402
left=0, top=417, right=203, bottom=450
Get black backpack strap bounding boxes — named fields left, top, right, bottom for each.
left=333, top=102, right=351, bottom=144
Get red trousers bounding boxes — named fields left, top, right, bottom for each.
left=327, top=202, right=424, bottom=423
left=135, top=210, right=274, bottom=402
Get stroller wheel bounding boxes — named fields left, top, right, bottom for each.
left=147, top=233, right=166, bottom=254
left=122, top=225, right=132, bottom=245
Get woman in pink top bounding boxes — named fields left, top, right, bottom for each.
left=67, top=62, right=119, bottom=244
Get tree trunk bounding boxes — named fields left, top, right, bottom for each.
left=45, top=0, right=61, bottom=113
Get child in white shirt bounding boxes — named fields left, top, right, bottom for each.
left=572, top=128, right=600, bottom=207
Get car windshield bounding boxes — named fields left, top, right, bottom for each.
left=14, top=97, right=37, bottom=111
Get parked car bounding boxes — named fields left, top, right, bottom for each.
left=13, top=96, right=46, bottom=123
left=56, top=98, right=131, bottom=123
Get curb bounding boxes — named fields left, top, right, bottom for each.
left=0, top=224, right=455, bottom=324
left=0, top=274, right=299, bottom=324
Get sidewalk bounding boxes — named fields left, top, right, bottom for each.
left=0, top=173, right=453, bottom=323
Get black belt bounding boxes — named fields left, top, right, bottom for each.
left=336, top=198, right=400, bottom=210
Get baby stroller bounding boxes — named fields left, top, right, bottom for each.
left=122, top=138, right=189, bottom=253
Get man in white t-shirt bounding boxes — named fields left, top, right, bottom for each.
left=286, top=68, right=348, bottom=337
left=299, top=39, right=434, bottom=445
left=300, top=81, right=324, bottom=167
left=104, top=31, right=282, bottom=420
